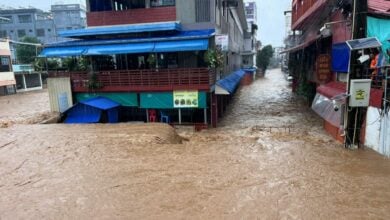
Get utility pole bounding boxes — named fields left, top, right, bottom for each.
left=345, top=0, right=368, bottom=148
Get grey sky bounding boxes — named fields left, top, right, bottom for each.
left=257, top=0, right=291, bottom=47
left=2, top=0, right=290, bottom=46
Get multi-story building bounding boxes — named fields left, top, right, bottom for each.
left=0, top=4, right=87, bottom=63
left=51, top=4, right=86, bottom=36
left=283, top=0, right=390, bottom=156
left=0, top=8, right=57, bottom=44
left=0, top=38, right=16, bottom=95
left=44, top=0, right=251, bottom=128
left=242, top=0, right=258, bottom=68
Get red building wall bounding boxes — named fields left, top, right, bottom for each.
left=331, top=11, right=352, bottom=44
left=87, top=7, right=177, bottom=27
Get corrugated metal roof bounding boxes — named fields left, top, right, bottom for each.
left=368, top=0, right=390, bottom=14
left=58, top=21, right=181, bottom=38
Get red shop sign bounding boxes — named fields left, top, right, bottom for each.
left=316, top=54, right=331, bottom=82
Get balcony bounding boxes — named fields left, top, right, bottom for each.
left=292, top=0, right=328, bottom=30
left=87, top=6, right=176, bottom=26
left=48, top=68, right=215, bottom=92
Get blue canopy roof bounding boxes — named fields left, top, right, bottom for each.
left=64, top=97, right=120, bottom=124
left=40, top=29, right=214, bottom=57
left=59, top=22, right=181, bottom=38
left=216, top=69, right=246, bottom=94
left=81, top=96, right=120, bottom=110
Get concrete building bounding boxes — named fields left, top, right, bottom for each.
left=0, top=38, right=16, bottom=95
left=0, top=8, right=57, bottom=44
left=242, top=0, right=258, bottom=68
left=43, top=0, right=252, bottom=127
left=51, top=4, right=86, bottom=39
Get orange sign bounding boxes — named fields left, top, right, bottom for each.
left=316, top=54, right=331, bottom=82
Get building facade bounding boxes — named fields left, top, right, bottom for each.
left=0, top=38, right=16, bottom=95
left=44, top=0, right=252, bottom=128
left=51, top=4, right=87, bottom=37
left=284, top=0, right=390, bottom=156
left=242, top=0, right=258, bottom=68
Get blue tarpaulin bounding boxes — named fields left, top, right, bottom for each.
left=65, top=97, right=120, bottom=124
left=40, top=29, right=214, bottom=57
left=216, top=69, right=246, bottom=94
left=367, top=16, right=390, bottom=60
left=332, top=42, right=350, bottom=73
left=59, top=22, right=181, bottom=38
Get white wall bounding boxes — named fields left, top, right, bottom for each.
left=365, top=106, right=390, bottom=157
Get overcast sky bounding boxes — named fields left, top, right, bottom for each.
left=2, top=0, right=291, bottom=46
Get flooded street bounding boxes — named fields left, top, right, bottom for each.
left=0, top=89, right=52, bottom=127
left=1, top=69, right=390, bottom=219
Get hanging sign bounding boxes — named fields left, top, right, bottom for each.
left=215, top=35, right=229, bottom=52
left=173, top=91, right=198, bottom=108
left=316, top=54, right=331, bottom=82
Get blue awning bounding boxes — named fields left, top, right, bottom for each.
left=332, top=42, right=350, bottom=73
left=40, top=29, right=214, bottom=57
left=87, top=42, right=155, bottom=55
left=215, top=70, right=245, bottom=95
left=40, top=47, right=87, bottom=57
left=59, top=22, right=181, bottom=38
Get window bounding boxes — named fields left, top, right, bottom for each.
left=29, top=29, right=33, bottom=33
left=17, top=29, right=26, bottom=38
left=47, top=28, right=51, bottom=32
left=151, top=0, right=175, bottom=7
left=18, top=15, right=32, bottom=23
left=195, top=0, right=210, bottom=22
left=0, top=30, right=6, bottom=38
left=0, top=16, right=12, bottom=23
left=0, top=56, right=11, bottom=72
left=36, top=29, right=45, bottom=37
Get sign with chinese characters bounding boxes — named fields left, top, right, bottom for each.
left=173, top=91, right=198, bottom=108
left=316, top=54, right=331, bottom=82
left=215, top=35, right=229, bottom=52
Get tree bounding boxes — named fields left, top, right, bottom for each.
left=15, top=37, right=41, bottom=64
left=256, top=45, right=274, bottom=72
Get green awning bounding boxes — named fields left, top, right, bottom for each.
left=140, top=92, right=207, bottom=109
left=76, top=93, right=138, bottom=107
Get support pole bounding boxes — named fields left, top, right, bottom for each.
left=204, top=108, right=207, bottom=124
left=146, top=109, right=149, bottom=123
left=22, top=74, right=27, bottom=91
left=178, top=108, right=182, bottom=124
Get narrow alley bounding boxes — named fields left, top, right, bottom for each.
left=1, top=69, right=389, bottom=219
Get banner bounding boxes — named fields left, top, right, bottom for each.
left=173, top=91, right=198, bottom=108
left=215, top=35, right=229, bottom=52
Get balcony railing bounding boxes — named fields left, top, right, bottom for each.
left=87, top=6, right=176, bottom=26
left=49, top=68, right=215, bottom=92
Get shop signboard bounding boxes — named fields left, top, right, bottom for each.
left=316, top=54, right=331, bottom=82
left=215, top=35, right=229, bottom=51
left=173, top=91, right=198, bottom=108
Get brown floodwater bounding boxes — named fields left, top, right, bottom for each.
left=1, top=69, right=390, bottom=219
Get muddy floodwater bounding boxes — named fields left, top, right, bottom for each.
left=1, top=69, right=390, bottom=219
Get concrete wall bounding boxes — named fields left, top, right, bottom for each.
left=365, top=106, right=390, bottom=157
left=47, top=77, right=73, bottom=113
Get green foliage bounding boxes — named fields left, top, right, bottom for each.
left=15, top=37, right=41, bottom=64
left=88, top=73, right=102, bottom=90
left=204, top=48, right=223, bottom=69
left=33, top=58, right=59, bottom=71
left=256, top=45, right=274, bottom=72
left=147, top=54, right=156, bottom=68
left=62, top=57, right=88, bottom=71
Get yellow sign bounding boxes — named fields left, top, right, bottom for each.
left=355, top=89, right=365, bottom=100
left=173, top=91, right=198, bottom=108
